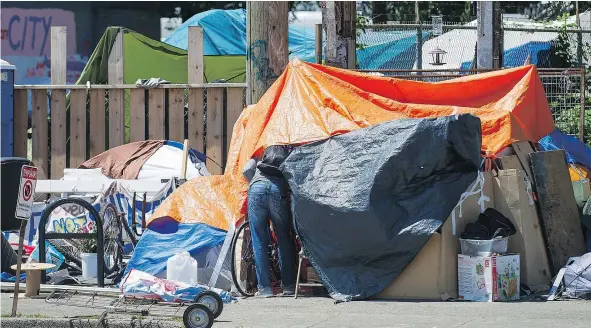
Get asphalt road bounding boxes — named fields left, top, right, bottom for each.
left=2, top=292, right=590, bottom=328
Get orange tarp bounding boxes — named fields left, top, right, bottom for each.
left=149, top=60, right=554, bottom=229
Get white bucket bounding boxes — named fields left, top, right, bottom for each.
left=81, top=253, right=98, bottom=279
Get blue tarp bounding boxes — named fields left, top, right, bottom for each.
left=357, top=31, right=430, bottom=70
left=164, top=9, right=424, bottom=69
left=539, top=129, right=591, bottom=169
left=123, top=218, right=227, bottom=279
left=164, top=9, right=315, bottom=62
left=461, top=41, right=552, bottom=69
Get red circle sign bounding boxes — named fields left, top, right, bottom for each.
left=23, top=180, right=33, bottom=201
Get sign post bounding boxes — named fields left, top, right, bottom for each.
left=11, top=165, right=38, bottom=317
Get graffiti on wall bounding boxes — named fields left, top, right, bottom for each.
left=1, top=8, right=87, bottom=84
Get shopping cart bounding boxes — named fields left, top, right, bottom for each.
left=46, top=287, right=223, bottom=328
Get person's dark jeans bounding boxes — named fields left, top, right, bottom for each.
left=248, top=178, right=296, bottom=293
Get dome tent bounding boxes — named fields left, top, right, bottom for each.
left=78, top=140, right=209, bottom=180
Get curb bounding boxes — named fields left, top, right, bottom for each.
left=1, top=317, right=184, bottom=328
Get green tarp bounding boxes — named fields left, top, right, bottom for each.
left=76, top=27, right=245, bottom=84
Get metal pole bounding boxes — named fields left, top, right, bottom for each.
left=415, top=1, right=422, bottom=71
left=581, top=68, right=586, bottom=142
left=11, top=221, right=26, bottom=317
left=576, top=2, right=583, bottom=67
left=315, top=24, right=323, bottom=64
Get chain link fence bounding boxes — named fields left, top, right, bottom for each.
left=358, top=22, right=590, bottom=70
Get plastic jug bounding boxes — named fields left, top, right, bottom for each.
left=166, top=251, right=198, bottom=285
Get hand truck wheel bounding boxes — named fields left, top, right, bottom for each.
left=195, top=290, right=223, bottom=319
left=183, top=303, right=214, bottom=328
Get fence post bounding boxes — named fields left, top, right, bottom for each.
left=187, top=27, right=205, bottom=153
left=50, top=26, right=67, bottom=179
left=415, top=1, right=422, bottom=71
left=315, top=24, right=323, bottom=64
left=108, top=28, right=125, bottom=148
left=581, top=68, right=586, bottom=142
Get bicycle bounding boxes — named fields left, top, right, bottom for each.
left=230, top=220, right=301, bottom=297
left=101, top=195, right=148, bottom=275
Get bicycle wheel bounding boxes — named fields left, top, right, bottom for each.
left=231, top=221, right=257, bottom=297
left=101, top=203, right=122, bottom=274
left=120, top=213, right=138, bottom=247
left=230, top=221, right=282, bottom=297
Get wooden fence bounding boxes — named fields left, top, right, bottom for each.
left=11, top=26, right=246, bottom=179
left=13, top=84, right=246, bottom=179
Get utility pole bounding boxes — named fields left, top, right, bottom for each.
left=322, top=1, right=356, bottom=68
left=415, top=1, right=423, bottom=71
left=576, top=1, right=583, bottom=67
left=493, top=1, right=503, bottom=69
left=246, top=1, right=289, bottom=105
left=477, top=1, right=493, bottom=69
left=477, top=1, right=502, bottom=69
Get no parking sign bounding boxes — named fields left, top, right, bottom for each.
left=15, top=165, right=38, bottom=220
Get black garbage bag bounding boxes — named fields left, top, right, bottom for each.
left=461, top=208, right=517, bottom=240
left=281, top=114, right=482, bottom=301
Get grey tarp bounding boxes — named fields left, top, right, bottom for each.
left=281, top=114, right=482, bottom=301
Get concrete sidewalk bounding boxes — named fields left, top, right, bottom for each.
left=1, top=292, right=590, bottom=328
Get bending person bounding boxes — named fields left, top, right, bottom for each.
left=242, top=145, right=295, bottom=297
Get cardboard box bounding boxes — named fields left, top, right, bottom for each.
left=493, top=169, right=551, bottom=290
left=377, top=172, right=495, bottom=300
left=458, top=254, right=520, bottom=302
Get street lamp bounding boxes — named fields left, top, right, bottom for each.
left=430, top=15, right=447, bottom=66
left=429, top=46, right=447, bottom=66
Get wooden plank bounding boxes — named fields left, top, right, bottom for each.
left=129, top=89, right=146, bottom=142
left=50, top=89, right=66, bottom=178
left=148, top=89, right=165, bottom=140
left=529, top=150, right=587, bottom=275
left=13, top=89, right=29, bottom=158
left=168, top=88, right=185, bottom=142
left=511, top=141, right=535, bottom=181
left=89, top=89, right=106, bottom=157
left=50, top=27, right=67, bottom=85
left=31, top=89, right=49, bottom=179
left=188, top=27, right=204, bottom=84
left=69, top=90, right=87, bottom=168
left=206, top=88, right=224, bottom=174
left=108, top=28, right=124, bottom=85
left=108, top=89, right=125, bottom=148
left=188, top=88, right=204, bottom=152
left=226, top=88, right=244, bottom=157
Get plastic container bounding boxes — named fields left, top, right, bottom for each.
left=460, top=239, right=493, bottom=257
left=491, top=237, right=508, bottom=254
left=167, top=251, right=198, bottom=285
left=81, top=253, right=98, bottom=279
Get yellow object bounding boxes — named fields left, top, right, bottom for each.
left=569, top=163, right=591, bottom=181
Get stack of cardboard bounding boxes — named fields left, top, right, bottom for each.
left=378, top=141, right=587, bottom=300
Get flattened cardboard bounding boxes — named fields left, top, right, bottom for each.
left=376, top=172, right=495, bottom=300
left=496, top=155, right=522, bottom=171
left=493, top=169, right=551, bottom=289
left=511, top=141, right=535, bottom=181
left=529, top=150, right=587, bottom=275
